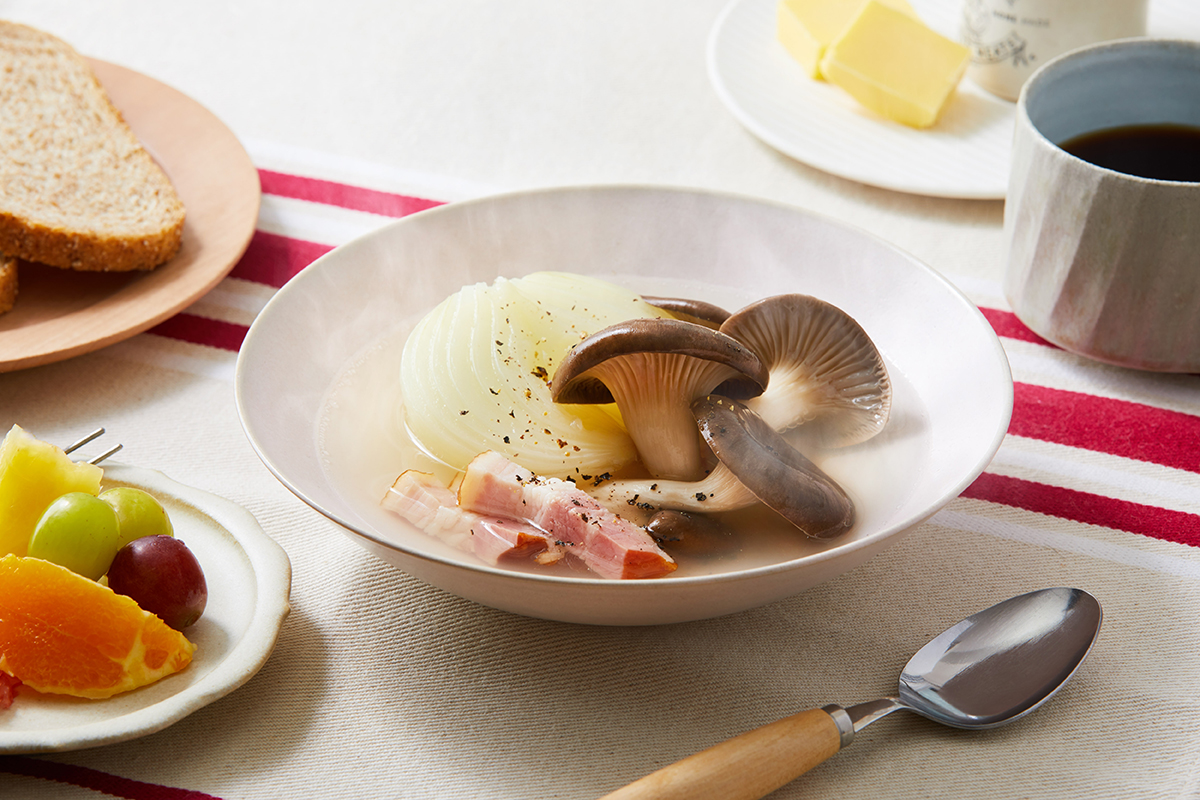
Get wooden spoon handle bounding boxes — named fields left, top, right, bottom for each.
left=597, top=707, right=846, bottom=800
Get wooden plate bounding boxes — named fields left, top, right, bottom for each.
left=0, top=59, right=260, bottom=373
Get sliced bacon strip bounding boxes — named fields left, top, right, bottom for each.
left=382, top=471, right=561, bottom=566
left=458, top=451, right=677, bottom=579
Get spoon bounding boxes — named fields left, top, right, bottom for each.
left=599, top=587, right=1102, bottom=800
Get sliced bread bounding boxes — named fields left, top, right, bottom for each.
left=0, top=256, right=15, bottom=315
left=0, top=21, right=185, bottom=272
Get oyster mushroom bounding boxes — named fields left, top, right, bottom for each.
left=642, top=296, right=732, bottom=330
left=588, top=395, right=854, bottom=540
left=551, top=318, right=767, bottom=481
left=693, top=394, right=854, bottom=539
left=719, top=294, right=890, bottom=447
left=646, top=510, right=739, bottom=558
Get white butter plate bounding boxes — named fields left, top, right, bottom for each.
left=707, top=0, right=1200, bottom=199
left=0, top=464, right=292, bottom=754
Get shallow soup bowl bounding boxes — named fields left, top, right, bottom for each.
left=235, top=186, right=1012, bottom=626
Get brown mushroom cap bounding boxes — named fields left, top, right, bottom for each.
left=719, top=294, right=891, bottom=447
left=551, top=318, right=768, bottom=480
left=692, top=394, right=854, bottom=539
left=642, top=296, right=732, bottom=330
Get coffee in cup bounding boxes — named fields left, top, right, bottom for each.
left=1003, top=39, right=1200, bottom=372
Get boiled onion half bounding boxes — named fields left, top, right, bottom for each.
left=399, top=272, right=672, bottom=480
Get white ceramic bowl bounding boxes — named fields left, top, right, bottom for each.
left=235, top=186, right=1012, bottom=626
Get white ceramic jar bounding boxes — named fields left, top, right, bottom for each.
left=961, top=0, right=1148, bottom=101
left=1004, top=39, right=1200, bottom=372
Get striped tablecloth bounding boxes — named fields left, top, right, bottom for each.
left=2, top=142, right=1199, bottom=799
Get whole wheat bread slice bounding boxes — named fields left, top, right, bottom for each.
left=0, top=256, right=15, bottom=315
left=0, top=21, right=185, bottom=272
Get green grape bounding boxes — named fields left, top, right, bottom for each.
left=100, top=487, right=174, bottom=550
left=28, top=492, right=121, bottom=580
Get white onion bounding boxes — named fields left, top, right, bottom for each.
left=399, top=272, right=672, bottom=479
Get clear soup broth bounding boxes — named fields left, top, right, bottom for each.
left=317, top=275, right=930, bottom=579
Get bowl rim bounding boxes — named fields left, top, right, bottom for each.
left=235, top=183, right=1013, bottom=589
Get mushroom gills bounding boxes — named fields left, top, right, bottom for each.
left=692, top=395, right=855, bottom=540
left=719, top=294, right=891, bottom=447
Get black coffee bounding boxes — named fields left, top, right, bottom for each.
left=1058, top=123, right=1200, bottom=183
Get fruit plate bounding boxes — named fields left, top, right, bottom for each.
left=0, top=59, right=261, bottom=373
left=0, top=464, right=291, bottom=754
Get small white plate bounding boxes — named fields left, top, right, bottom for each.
left=0, top=464, right=291, bottom=754
left=707, top=0, right=1200, bottom=199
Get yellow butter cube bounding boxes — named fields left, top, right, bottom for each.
left=777, top=0, right=915, bottom=79
left=819, top=1, right=970, bottom=128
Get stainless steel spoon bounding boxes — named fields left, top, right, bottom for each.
left=600, top=587, right=1102, bottom=800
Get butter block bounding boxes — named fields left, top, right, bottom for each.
left=819, top=1, right=970, bottom=128
left=776, top=0, right=915, bottom=79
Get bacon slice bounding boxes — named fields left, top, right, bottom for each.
left=458, top=451, right=677, bottom=579
left=382, top=470, right=561, bottom=566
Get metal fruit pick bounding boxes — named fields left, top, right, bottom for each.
left=64, top=427, right=123, bottom=465
left=600, top=587, right=1102, bottom=800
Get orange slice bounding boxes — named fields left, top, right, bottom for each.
left=0, top=554, right=196, bottom=699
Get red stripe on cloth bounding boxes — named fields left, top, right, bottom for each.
left=963, top=472, right=1200, bottom=547
left=147, top=314, right=248, bottom=352
left=259, top=169, right=444, bottom=218
left=229, top=230, right=334, bottom=289
left=0, top=756, right=222, bottom=800
left=1011, top=383, right=1200, bottom=473
left=978, top=306, right=1056, bottom=347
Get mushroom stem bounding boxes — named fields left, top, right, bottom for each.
left=587, top=353, right=732, bottom=481
left=586, top=461, right=759, bottom=516
left=550, top=318, right=768, bottom=482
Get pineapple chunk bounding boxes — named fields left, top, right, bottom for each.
left=0, top=425, right=103, bottom=557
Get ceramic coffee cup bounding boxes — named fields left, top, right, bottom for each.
left=1003, top=39, right=1200, bottom=373
left=961, top=0, right=1148, bottom=101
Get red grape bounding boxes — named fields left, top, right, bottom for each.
left=107, top=536, right=207, bottom=630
